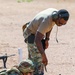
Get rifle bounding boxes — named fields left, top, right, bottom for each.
left=0, top=54, right=15, bottom=68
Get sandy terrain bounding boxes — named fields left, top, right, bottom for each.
left=0, top=0, right=75, bottom=75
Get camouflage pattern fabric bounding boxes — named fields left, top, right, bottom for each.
left=27, top=42, right=44, bottom=75
left=0, top=68, right=20, bottom=75
left=0, top=59, right=34, bottom=75
left=6, top=67, right=20, bottom=75
left=0, top=69, right=7, bottom=75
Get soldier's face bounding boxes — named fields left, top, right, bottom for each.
left=27, top=72, right=33, bottom=75
left=23, top=72, right=33, bottom=75
left=55, top=18, right=67, bottom=26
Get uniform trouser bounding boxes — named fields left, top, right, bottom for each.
left=27, top=42, right=44, bottom=75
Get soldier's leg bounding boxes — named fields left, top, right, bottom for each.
left=27, top=43, right=44, bottom=75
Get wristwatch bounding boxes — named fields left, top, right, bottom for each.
left=45, top=38, right=49, bottom=40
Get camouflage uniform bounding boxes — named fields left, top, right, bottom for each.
left=0, top=59, right=34, bottom=75
left=27, top=42, right=44, bottom=75
left=23, top=8, right=58, bottom=75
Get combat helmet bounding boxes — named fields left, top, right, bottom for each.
left=18, top=59, right=34, bottom=73
left=52, top=9, right=69, bottom=21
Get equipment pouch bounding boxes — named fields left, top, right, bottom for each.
left=22, top=22, right=30, bottom=32
left=28, top=34, right=35, bottom=44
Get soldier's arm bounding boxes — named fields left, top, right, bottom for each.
left=35, top=31, right=44, bottom=54
left=45, top=28, right=52, bottom=40
left=35, top=31, right=48, bottom=66
left=44, top=28, right=52, bottom=49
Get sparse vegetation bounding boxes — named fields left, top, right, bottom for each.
left=17, top=0, right=33, bottom=3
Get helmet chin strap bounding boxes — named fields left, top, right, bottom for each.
left=56, top=26, right=59, bottom=43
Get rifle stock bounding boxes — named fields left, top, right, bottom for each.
left=0, top=54, right=16, bottom=68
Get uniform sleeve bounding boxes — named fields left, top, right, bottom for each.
left=37, top=18, right=49, bottom=35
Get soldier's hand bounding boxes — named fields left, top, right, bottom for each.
left=42, top=53, right=48, bottom=66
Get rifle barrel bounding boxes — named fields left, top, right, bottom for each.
left=7, top=54, right=16, bottom=57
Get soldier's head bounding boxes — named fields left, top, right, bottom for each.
left=18, top=59, right=34, bottom=75
left=52, top=9, right=69, bottom=26
left=6, top=59, right=34, bottom=75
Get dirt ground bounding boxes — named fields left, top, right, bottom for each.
left=0, top=0, right=75, bottom=75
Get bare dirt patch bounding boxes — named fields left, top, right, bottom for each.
left=0, top=0, right=75, bottom=75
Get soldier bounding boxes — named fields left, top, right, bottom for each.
left=23, top=8, right=69, bottom=75
left=0, top=59, right=34, bottom=75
